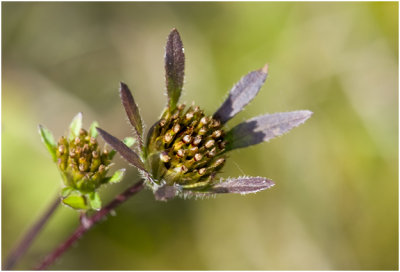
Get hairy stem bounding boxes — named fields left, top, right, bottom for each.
left=4, top=196, right=60, bottom=270
left=34, top=180, right=144, bottom=270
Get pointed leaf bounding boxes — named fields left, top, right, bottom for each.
left=154, top=185, right=178, bottom=201
left=123, top=137, right=136, bottom=147
left=89, top=121, right=99, bottom=138
left=108, top=169, right=126, bottom=183
left=62, top=194, right=88, bottom=210
left=60, top=187, right=74, bottom=198
left=120, top=82, right=143, bottom=143
left=226, top=110, right=313, bottom=151
left=211, top=176, right=275, bottom=194
left=69, top=112, right=82, bottom=140
left=213, top=64, right=268, bottom=124
left=88, top=192, right=102, bottom=210
left=96, top=127, right=147, bottom=173
left=38, top=124, right=57, bottom=162
left=165, top=28, right=185, bottom=111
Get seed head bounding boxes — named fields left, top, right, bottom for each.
left=147, top=104, right=227, bottom=187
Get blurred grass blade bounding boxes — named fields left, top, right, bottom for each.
left=69, top=112, right=82, bottom=140
left=89, top=121, right=99, bottom=138
left=38, top=124, right=57, bottom=162
left=212, top=176, right=275, bottom=194
left=226, top=110, right=313, bottom=151
left=120, top=82, right=143, bottom=144
left=213, top=64, right=268, bottom=124
left=108, top=169, right=126, bottom=183
left=165, top=28, right=185, bottom=111
left=96, top=127, right=147, bottom=173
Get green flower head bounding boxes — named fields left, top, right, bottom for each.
left=97, top=29, right=312, bottom=201
left=39, top=113, right=133, bottom=210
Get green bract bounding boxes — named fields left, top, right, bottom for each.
left=39, top=113, right=133, bottom=210
left=97, top=29, right=313, bottom=201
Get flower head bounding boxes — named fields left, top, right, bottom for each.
left=39, top=113, right=133, bottom=210
left=97, top=29, right=312, bottom=201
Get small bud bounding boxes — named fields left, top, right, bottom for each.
left=193, top=135, right=202, bottom=146
left=58, top=145, right=65, bottom=154
left=199, top=127, right=207, bottom=135
left=75, top=146, right=82, bottom=156
left=74, top=137, right=81, bottom=145
left=89, top=137, right=97, bottom=149
left=185, top=112, right=194, bottom=120
left=194, top=153, right=203, bottom=161
left=183, top=135, right=192, bottom=144
left=79, top=128, right=87, bottom=136
left=164, top=132, right=173, bottom=143
left=171, top=112, right=180, bottom=119
left=177, top=149, right=185, bottom=158
left=98, top=164, right=106, bottom=173
left=198, top=168, right=206, bottom=175
left=82, top=144, right=89, bottom=153
left=210, top=119, right=221, bottom=128
left=160, top=152, right=171, bottom=162
left=69, top=148, right=76, bottom=157
left=181, top=165, right=188, bottom=173
left=160, top=119, right=167, bottom=127
left=92, top=151, right=99, bottom=158
left=188, top=146, right=198, bottom=156
left=214, top=158, right=225, bottom=166
left=200, top=116, right=208, bottom=125
left=212, top=130, right=222, bottom=138
left=205, top=139, right=215, bottom=149
left=208, top=147, right=217, bottom=157
left=173, top=123, right=181, bottom=133
left=79, top=163, right=86, bottom=172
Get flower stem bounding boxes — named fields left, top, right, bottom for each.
left=4, top=195, right=61, bottom=270
left=34, top=180, right=145, bottom=270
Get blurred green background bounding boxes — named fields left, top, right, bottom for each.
left=2, top=2, right=398, bottom=270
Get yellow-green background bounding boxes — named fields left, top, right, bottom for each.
left=2, top=2, right=398, bottom=270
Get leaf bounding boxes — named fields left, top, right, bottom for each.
left=69, top=112, right=83, bottom=140
left=38, top=124, right=57, bottom=162
left=62, top=194, right=88, bottom=210
left=213, top=64, right=268, bottom=124
left=123, top=137, right=136, bottom=147
left=211, top=176, right=275, bottom=194
left=120, top=82, right=143, bottom=144
left=107, top=138, right=136, bottom=159
left=88, top=192, right=102, bottom=210
left=89, top=121, right=99, bottom=138
left=96, top=127, right=148, bottom=173
left=165, top=28, right=185, bottom=111
left=154, top=185, right=178, bottom=201
left=108, top=169, right=126, bottom=184
left=60, top=187, right=74, bottom=198
left=225, top=110, right=313, bottom=151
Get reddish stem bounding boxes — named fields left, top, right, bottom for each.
left=34, top=180, right=144, bottom=270
left=4, top=196, right=60, bottom=270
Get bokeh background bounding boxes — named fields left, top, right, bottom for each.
left=2, top=2, right=398, bottom=270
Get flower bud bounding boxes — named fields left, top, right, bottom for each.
left=146, top=104, right=227, bottom=188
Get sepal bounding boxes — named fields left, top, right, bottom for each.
left=38, top=124, right=57, bottom=162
